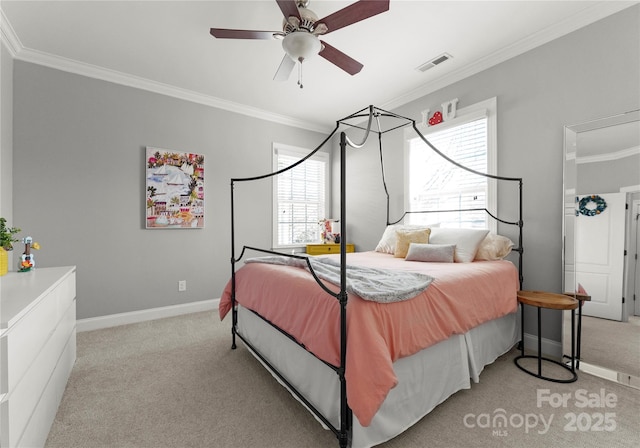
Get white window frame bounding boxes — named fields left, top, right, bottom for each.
left=404, top=97, right=498, bottom=233
left=272, top=143, right=330, bottom=249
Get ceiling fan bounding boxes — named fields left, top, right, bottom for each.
left=209, top=0, right=390, bottom=88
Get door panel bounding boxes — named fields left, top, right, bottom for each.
left=576, top=192, right=625, bottom=321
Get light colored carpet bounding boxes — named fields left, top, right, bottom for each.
left=46, top=312, right=640, bottom=448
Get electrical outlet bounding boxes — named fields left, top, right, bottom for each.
left=178, top=280, right=187, bottom=292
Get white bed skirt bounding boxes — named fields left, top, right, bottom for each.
left=236, top=305, right=519, bottom=448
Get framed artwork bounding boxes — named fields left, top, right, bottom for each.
left=146, top=147, right=204, bottom=229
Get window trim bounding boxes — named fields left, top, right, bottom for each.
left=272, top=142, right=330, bottom=249
left=403, top=97, right=497, bottom=233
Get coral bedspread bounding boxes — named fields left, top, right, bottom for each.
left=219, top=251, right=518, bottom=427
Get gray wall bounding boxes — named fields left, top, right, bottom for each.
left=338, top=6, right=640, bottom=341
left=12, top=63, right=325, bottom=319
left=1, top=43, right=14, bottom=254
left=577, top=155, right=640, bottom=194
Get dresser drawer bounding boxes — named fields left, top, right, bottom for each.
left=2, top=271, right=76, bottom=395
left=306, top=244, right=355, bottom=255
left=17, top=332, right=75, bottom=448
left=3, top=301, right=76, bottom=448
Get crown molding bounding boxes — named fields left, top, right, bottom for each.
left=0, top=8, right=21, bottom=57
left=17, top=46, right=330, bottom=133
left=576, top=145, right=640, bottom=164
left=14, top=46, right=330, bottom=133
left=382, top=1, right=636, bottom=112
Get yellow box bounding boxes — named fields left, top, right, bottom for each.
left=0, top=248, right=8, bottom=276
left=306, top=243, right=355, bottom=255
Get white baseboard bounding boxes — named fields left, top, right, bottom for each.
left=76, top=299, right=220, bottom=332
left=523, top=332, right=563, bottom=359
left=578, top=362, right=619, bottom=382
left=578, top=362, right=640, bottom=389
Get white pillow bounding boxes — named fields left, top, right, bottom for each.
left=405, top=243, right=455, bottom=263
left=428, top=228, right=490, bottom=263
left=474, top=233, right=514, bottom=260
left=375, top=225, right=430, bottom=255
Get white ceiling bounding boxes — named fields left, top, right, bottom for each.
left=1, top=1, right=636, bottom=132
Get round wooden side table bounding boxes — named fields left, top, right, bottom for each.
left=514, top=290, right=578, bottom=383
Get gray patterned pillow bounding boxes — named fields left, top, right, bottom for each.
left=405, top=243, right=455, bottom=263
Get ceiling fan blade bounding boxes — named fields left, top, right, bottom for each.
left=316, top=0, right=390, bottom=35
left=318, top=41, right=363, bottom=76
left=210, top=28, right=277, bottom=40
left=273, top=55, right=296, bottom=82
left=276, top=0, right=301, bottom=21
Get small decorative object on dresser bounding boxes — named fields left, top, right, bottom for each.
left=0, top=217, right=21, bottom=251
left=0, top=248, right=8, bottom=277
left=0, top=217, right=21, bottom=276
left=18, top=236, right=41, bottom=272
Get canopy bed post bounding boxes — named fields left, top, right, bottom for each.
left=230, top=179, right=238, bottom=349
left=338, top=130, right=350, bottom=448
left=336, top=106, right=376, bottom=446
left=518, top=179, right=524, bottom=289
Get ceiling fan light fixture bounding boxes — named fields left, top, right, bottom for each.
left=282, top=31, right=321, bottom=62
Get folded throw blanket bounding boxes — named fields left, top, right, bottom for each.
left=245, top=255, right=433, bottom=303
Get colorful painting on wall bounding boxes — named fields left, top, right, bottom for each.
left=146, top=147, right=204, bottom=229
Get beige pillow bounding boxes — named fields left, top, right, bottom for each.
left=474, top=233, right=514, bottom=260
left=394, top=228, right=431, bottom=258
left=375, top=225, right=430, bottom=254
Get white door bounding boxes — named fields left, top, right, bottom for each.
left=632, top=199, right=640, bottom=317
left=575, top=192, right=626, bottom=321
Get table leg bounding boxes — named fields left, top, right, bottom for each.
left=537, top=306, right=542, bottom=376
left=520, top=303, right=525, bottom=356
left=571, top=308, right=576, bottom=373
left=577, top=300, right=583, bottom=369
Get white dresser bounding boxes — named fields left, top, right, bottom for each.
left=1, top=266, right=77, bottom=448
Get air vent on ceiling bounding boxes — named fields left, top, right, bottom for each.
left=416, top=53, right=452, bottom=72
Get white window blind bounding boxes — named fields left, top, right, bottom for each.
left=406, top=99, right=496, bottom=230
left=273, top=145, right=328, bottom=247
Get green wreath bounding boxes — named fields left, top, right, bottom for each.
left=578, top=195, right=607, bottom=217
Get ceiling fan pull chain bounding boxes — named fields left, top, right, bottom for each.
left=298, top=62, right=304, bottom=89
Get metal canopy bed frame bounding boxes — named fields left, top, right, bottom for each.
left=227, top=105, right=524, bottom=448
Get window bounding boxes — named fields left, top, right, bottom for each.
left=273, top=143, right=329, bottom=247
left=405, top=98, right=497, bottom=232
